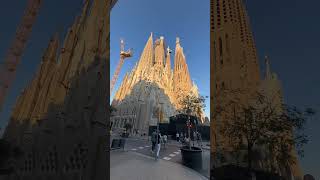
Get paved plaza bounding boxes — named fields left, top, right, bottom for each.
left=111, top=150, right=208, bottom=180
left=110, top=136, right=210, bottom=179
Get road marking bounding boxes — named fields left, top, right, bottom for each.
left=169, top=154, right=176, bottom=157
left=178, top=150, right=181, bottom=152
left=163, top=157, right=171, bottom=160
left=145, top=146, right=150, bottom=148
left=174, top=152, right=180, bottom=154
left=131, top=148, right=137, bottom=151
left=139, top=147, right=144, bottom=149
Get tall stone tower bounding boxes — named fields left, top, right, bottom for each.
left=173, top=38, right=193, bottom=109
left=210, top=0, right=261, bottom=161
left=260, top=57, right=303, bottom=179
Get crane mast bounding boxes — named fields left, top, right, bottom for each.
left=0, top=0, right=42, bottom=111
left=110, top=39, right=132, bottom=93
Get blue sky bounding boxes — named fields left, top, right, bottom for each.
left=110, top=0, right=210, bottom=118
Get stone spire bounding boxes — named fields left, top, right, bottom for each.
left=173, top=37, right=192, bottom=87
left=173, top=37, right=193, bottom=108
left=154, top=36, right=165, bottom=67
left=136, top=33, right=154, bottom=73
left=165, top=46, right=172, bottom=72
left=29, top=35, right=59, bottom=125
left=265, top=55, right=272, bottom=80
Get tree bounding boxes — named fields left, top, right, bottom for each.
left=219, top=90, right=315, bottom=176
left=179, top=94, right=206, bottom=149
left=179, top=94, right=206, bottom=119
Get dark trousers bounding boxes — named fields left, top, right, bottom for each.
left=152, top=141, right=156, bottom=151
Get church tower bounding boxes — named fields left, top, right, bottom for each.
left=211, top=0, right=260, bottom=95
left=173, top=37, right=193, bottom=108
left=165, top=46, right=172, bottom=73
left=154, top=36, right=165, bottom=67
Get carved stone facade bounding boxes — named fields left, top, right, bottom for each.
left=111, top=35, right=204, bottom=135
left=2, top=0, right=111, bottom=179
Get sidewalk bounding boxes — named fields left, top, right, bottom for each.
left=111, top=150, right=208, bottom=180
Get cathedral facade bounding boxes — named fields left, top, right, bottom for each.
left=111, top=34, right=204, bottom=135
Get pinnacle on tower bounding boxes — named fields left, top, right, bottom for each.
left=176, top=37, right=180, bottom=44
left=173, top=37, right=192, bottom=93
left=136, top=33, right=154, bottom=71
left=165, top=46, right=172, bottom=72
left=154, top=36, right=165, bottom=66
left=265, top=55, right=272, bottom=80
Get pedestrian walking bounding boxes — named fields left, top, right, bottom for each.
left=155, top=131, right=161, bottom=160
left=180, top=132, right=184, bottom=144
left=163, top=134, right=167, bottom=149
left=176, top=132, right=180, bottom=142
left=151, top=130, right=157, bottom=153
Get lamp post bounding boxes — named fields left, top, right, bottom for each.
left=186, top=108, right=192, bottom=150
left=138, top=98, right=144, bottom=139
left=156, top=88, right=163, bottom=137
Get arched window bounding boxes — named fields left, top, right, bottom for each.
left=226, top=34, right=230, bottom=53
left=219, top=37, right=223, bottom=56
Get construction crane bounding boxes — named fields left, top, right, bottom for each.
left=0, top=0, right=42, bottom=111
left=110, top=39, right=132, bottom=93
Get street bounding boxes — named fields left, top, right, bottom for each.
left=117, top=136, right=210, bottom=178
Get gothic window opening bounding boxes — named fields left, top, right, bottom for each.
left=226, top=34, right=230, bottom=53
left=63, top=143, right=88, bottom=172
left=219, top=37, right=223, bottom=57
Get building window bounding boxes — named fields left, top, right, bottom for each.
left=226, top=34, right=230, bottom=53
left=219, top=37, right=223, bottom=56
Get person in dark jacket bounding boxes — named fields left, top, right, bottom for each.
left=151, top=131, right=157, bottom=153
left=155, top=131, right=161, bottom=160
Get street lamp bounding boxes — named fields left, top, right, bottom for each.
left=186, top=108, right=192, bottom=150
left=156, top=87, right=163, bottom=145
left=138, top=98, right=144, bottom=139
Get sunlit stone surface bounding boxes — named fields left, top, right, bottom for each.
left=111, top=35, right=206, bottom=134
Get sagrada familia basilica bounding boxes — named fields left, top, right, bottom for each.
left=111, top=34, right=206, bottom=135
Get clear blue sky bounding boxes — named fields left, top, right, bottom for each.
left=110, top=0, right=211, bottom=118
